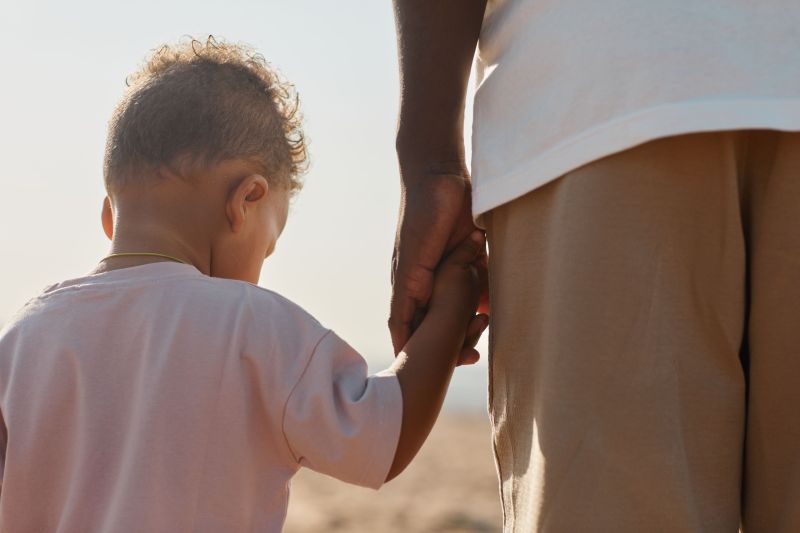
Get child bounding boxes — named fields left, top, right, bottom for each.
left=0, top=37, right=487, bottom=532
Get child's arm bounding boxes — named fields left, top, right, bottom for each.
left=385, top=230, right=487, bottom=481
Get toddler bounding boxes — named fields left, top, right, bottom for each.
left=0, top=37, right=487, bottom=532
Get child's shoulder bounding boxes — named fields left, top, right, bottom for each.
left=1, top=264, right=327, bottom=350
left=216, top=276, right=325, bottom=333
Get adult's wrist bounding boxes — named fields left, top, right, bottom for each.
left=396, top=127, right=466, bottom=171
left=396, top=147, right=469, bottom=183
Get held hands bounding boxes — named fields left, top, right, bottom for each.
left=429, top=231, right=483, bottom=315
left=427, top=231, right=489, bottom=365
left=389, top=171, right=490, bottom=361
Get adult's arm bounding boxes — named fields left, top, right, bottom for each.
left=390, top=0, right=489, bottom=356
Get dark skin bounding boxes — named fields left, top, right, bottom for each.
left=390, top=0, right=490, bottom=359
left=386, top=231, right=487, bottom=481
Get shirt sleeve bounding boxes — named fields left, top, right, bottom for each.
left=0, top=410, right=5, bottom=497
left=282, top=330, right=403, bottom=489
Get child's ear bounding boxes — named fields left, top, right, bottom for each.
left=101, top=196, right=114, bottom=240
left=226, top=174, right=269, bottom=233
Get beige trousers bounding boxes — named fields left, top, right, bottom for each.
left=485, top=131, right=800, bottom=532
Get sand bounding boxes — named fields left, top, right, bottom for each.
left=284, top=413, right=502, bottom=533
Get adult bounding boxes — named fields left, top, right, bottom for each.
left=389, top=1, right=800, bottom=531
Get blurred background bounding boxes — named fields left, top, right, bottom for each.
left=0, top=1, right=500, bottom=530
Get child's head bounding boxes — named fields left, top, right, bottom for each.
left=102, top=36, right=307, bottom=283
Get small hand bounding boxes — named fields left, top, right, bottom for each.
left=458, top=313, right=489, bottom=366
left=429, top=230, right=484, bottom=313
left=428, top=230, right=488, bottom=366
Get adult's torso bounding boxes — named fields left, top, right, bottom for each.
left=471, top=0, right=800, bottom=216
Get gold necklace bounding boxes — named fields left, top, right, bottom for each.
left=101, top=252, right=189, bottom=265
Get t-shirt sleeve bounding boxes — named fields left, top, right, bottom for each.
left=281, top=330, right=402, bottom=489
left=0, top=410, right=5, bottom=497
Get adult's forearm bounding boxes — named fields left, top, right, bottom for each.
left=393, top=0, right=488, bottom=170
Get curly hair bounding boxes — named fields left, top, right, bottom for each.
left=104, top=36, right=307, bottom=194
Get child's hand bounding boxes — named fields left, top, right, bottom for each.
left=404, top=230, right=489, bottom=365
left=403, top=230, right=488, bottom=366
left=428, top=230, right=485, bottom=317
left=435, top=231, right=489, bottom=366
left=425, top=231, right=489, bottom=366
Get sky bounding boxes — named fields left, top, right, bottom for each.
left=0, top=0, right=487, bottom=406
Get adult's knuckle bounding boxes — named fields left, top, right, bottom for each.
left=401, top=265, right=434, bottom=296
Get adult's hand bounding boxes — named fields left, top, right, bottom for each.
left=389, top=166, right=481, bottom=356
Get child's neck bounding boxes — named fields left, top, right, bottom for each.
left=94, top=222, right=211, bottom=276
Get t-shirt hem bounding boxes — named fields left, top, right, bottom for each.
left=471, top=98, right=800, bottom=221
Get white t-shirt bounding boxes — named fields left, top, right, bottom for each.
left=0, top=262, right=402, bottom=533
left=471, top=0, right=800, bottom=216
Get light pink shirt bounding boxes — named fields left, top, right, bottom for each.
left=0, top=262, right=402, bottom=532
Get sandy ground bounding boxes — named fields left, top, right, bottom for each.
left=284, top=413, right=502, bottom=533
